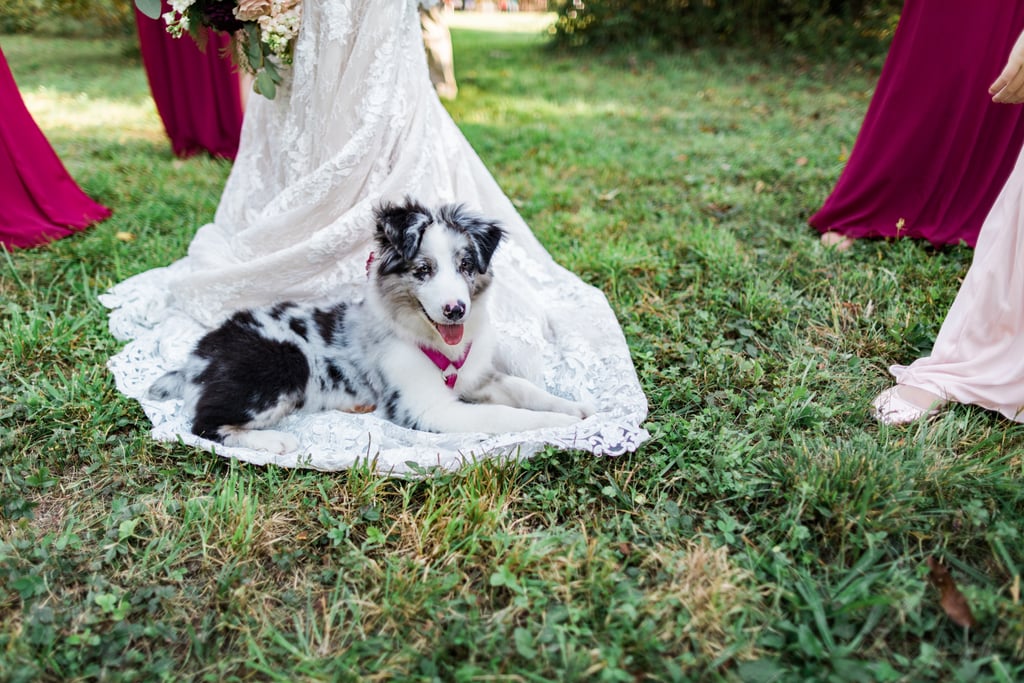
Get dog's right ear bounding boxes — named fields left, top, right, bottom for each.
left=375, top=198, right=432, bottom=262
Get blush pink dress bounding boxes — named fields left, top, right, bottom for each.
left=0, top=46, right=111, bottom=250
left=810, top=1, right=1024, bottom=247
left=890, top=140, right=1024, bottom=421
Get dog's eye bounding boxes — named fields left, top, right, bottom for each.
left=459, top=256, right=475, bottom=275
left=413, top=263, right=433, bottom=280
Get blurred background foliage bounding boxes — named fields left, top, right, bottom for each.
left=551, top=0, right=903, bottom=55
left=0, top=0, right=135, bottom=37
left=3, top=0, right=904, bottom=55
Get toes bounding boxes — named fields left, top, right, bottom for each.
left=820, top=231, right=854, bottom=251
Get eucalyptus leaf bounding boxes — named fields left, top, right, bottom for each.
left=244, top=24, right=263, bottom=66
left=134, top=0, right=162, bottom=20
left=255, top=70, right=277, bottom=100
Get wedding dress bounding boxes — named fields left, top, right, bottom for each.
left=102, top=0, right=649, bottom=473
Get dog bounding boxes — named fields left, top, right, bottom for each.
left=147, top=198, right=591, bottom=454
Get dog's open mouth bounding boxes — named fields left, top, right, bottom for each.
left=435, top=323, right=464, bottom=346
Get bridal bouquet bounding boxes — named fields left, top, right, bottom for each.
left=134, top=0, right=302, bottom=99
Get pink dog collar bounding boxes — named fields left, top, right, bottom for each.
left=420, top=343, right=472, bottom=389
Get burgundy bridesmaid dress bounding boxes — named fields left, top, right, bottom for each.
left=0, top=45, right=112, bottom=251
left=810, top=1, right=1024, bottom=248
left=135, top=4, right=243, bottom=160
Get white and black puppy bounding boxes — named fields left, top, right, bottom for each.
left=148, top=198, right=590, bottom=454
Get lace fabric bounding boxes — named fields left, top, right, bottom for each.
left=101, top=0, right=649, bottom=474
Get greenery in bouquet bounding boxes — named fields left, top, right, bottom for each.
left=134, top=0, right=301, bottom=99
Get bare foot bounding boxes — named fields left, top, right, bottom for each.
left=820, top=231, right=854, bottom=251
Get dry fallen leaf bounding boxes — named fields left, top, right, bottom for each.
left=927, top=556, right=977, bottom=628
left=795, top=156, right=808, bottom=167
left=115, top=231, right=135, bottom=242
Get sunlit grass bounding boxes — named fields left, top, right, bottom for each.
left=23, top=92, right=161, bottom=139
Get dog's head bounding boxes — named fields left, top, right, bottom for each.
left=372, top=197, right=505, bottom=347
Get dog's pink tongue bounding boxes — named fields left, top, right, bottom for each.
left=436, top=323, right=464, bottom=346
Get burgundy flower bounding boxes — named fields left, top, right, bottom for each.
left=197, top=0, right=246, bottom=32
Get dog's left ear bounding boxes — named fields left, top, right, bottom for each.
left=440, top=204, right=506, bottom=273
left=468, top=218, right=505, bottom=273
left=375, top=198, right=432, bottom=262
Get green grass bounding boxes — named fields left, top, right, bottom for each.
left=2, top=19, right=1023, bottom=682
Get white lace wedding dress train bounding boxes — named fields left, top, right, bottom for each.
left=102, top=0, right=649, bottom=473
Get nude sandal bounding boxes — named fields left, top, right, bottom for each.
left=870, top=385, right=946, bottom=425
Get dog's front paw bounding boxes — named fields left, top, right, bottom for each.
left=572, top=401, right=597, bottom=419
left=534, top=411, right=584, bottom=430
left=551, top=399, right=595, bottom=420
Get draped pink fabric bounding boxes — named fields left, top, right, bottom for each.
left=135, top=5, right=243, bottom=160
left=810, top=1, right=1024, bottom=247
left=0, top=45, right=111, bottom=251
left=892, top=141, right=1024, bottom=421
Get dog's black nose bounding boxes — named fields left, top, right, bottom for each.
left=443, top=301, right=466, bottom=321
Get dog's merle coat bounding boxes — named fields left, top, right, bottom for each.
left=148, top=198, right=590, bottom=454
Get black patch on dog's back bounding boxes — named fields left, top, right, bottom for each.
left=325, top=360, right=357, bottom=396
left=289, top=317, right=309, bottom=340
left=313, top=303, right=347, bottom=346
left=269, top=301, right=298, bottom=320
left=190, top=311, right=310, bottom=441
